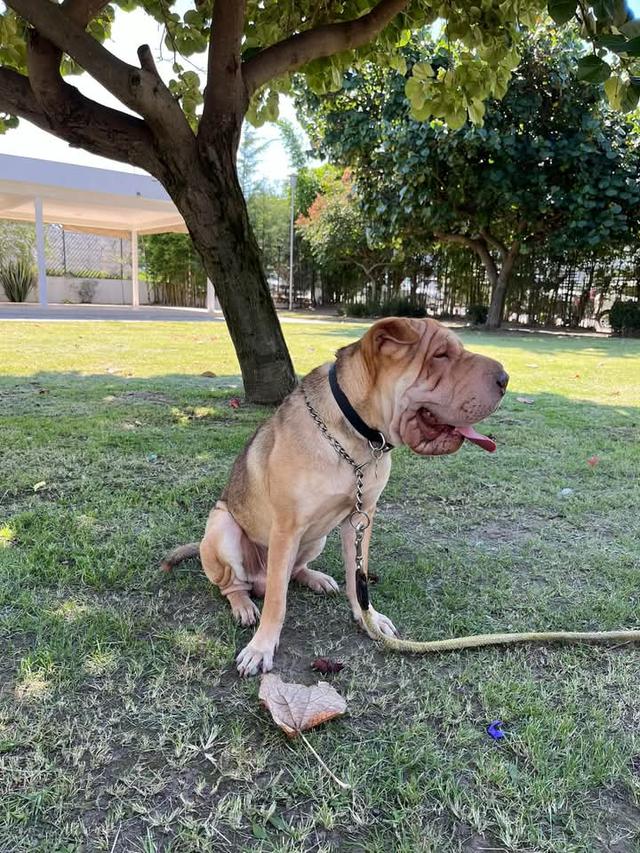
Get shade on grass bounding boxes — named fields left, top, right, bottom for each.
left=1, top=320, right=639, bottom=852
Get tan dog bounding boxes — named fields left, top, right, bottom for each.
left=163, top=318, right=508, bottom=676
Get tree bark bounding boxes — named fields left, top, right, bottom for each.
left=485, top=270, right=508, bottom=329
left=164, top=143, right=296, bottom=405
left=485, top=243, right=520, bottom=329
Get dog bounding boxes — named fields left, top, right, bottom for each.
left=163, top=317, right=508, bottom=676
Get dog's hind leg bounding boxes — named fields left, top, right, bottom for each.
left=200, top=502, right=261, bottom=626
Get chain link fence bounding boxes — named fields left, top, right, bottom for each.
left=45, top=225, right=132, bottom=279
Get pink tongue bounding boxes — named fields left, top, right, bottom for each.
left=453, top=425, right=496, bottom=453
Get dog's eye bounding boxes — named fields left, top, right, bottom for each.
left=433, top=350, right=448, bottom=360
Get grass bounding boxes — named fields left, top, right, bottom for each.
left=0, top=318, right=639, bottom=852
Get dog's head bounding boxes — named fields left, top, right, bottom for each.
left=360, top=317, right=508, bottom=456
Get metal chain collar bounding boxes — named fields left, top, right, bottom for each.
left=302, top=386, right=389, bottom=579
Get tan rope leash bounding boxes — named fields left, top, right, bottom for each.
left=303, top=383, right=640, bottom=655
left=360, top=612, right=640, bottom=652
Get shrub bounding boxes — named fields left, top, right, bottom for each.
left=345, top=301, right=378, bottom=318
left=378, top=296, right=426, bottom=318
left=467, top=303, right=488, bottom=325
left=77, top=280, right=98, bottom=304
left=0, top=257, right=36, bottom=302
left=345, top=296, right=427, bottom=319
left=608, top=300, right=640, bottom=337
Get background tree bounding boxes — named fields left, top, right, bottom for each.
left=237, top=125, right=272, bottom=198
left=297, top=169, right=393, bottom=304
left=300, top=30, right=640, bottom=327
left=247, top=190, right=290, bottom=285
left=142, top=232, right=205, bottom=307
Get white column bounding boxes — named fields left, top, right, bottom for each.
left=288, top=173, right=297, bottom=311
left=131, top=230, right=139, bottom=308
left=206, top=279, right=218, bottom=313
left=34, top=197, right=47, bottom=307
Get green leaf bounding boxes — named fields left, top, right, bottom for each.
left=251, top=823, right=267, bottom=840
left=405, top=77, right=425, bottom=107
left=468, top=98, right=486, bottom=125
left=446, top=109, right=467, bottom=130
left=621, top=36, right=640, bottom=56
left=548, top=0, right=577, bottom=25
left=412, top=61, right=434, bottom=81
left=621, top=79, right=640, bottom=111
left=267, top=814, right=291, bottom=834
left=183, top=9, right=202, bottom=26
left=389, top=53, right=407, bottom=75
left=604, top=75, right=623, bottom=108
left=411, top=102, right=433, bottom=121
left=596, top=34, right=628, bottom=53
left=576, top=55, right=611, bottom=83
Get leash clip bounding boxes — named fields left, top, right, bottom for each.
left=368, top=432, right=388, bottom=461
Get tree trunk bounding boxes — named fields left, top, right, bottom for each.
left=485, top=271, right=509, bottom=329
left=165, top=140, right=297, bottom=406
left=485, top=245, right=520, bottom=330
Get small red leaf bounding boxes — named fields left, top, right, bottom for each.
left=229, top=398, right=241, bottom=409
left=587, top=455, right=600, bottom=467
left=311, top=658, right=344, bottom=675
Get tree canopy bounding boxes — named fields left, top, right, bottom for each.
left=298, top=28, right=640, bottom=326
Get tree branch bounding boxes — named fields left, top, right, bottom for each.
left=500, top=239, right=521, bottom=279
left=62, top=0, right=111, bottom=25
left=243, top=0, right=408, bottom=95
left=479, top=227, right=508, bottom=260
left=434, top=231, right=475, bottom=250
left=26, top=28, right=67, bottom=113
left=7, top=0, right=193, bottom=144
left=0, top=66, right=160, bottom=175
left=200, top=0, right=247, bottom=140
left=435, top=231, right=499, bottom=284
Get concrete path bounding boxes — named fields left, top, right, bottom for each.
left=0, top=302, right=609, bottom=337
left=0, top=303, right=342, bottom=325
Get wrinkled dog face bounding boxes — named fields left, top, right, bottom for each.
left=362, top=317, right=508, bottom=456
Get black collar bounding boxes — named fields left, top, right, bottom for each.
left=328, top=363, right=393, bottom=452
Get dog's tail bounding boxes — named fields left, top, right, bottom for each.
left=160, top=542, right=200, bottom=572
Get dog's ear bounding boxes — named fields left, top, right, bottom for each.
left=361, top=317, right=422, bottom=370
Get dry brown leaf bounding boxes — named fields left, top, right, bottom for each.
left=259, top=674, right=347, bottom=738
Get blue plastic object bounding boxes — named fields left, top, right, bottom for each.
left=486, top=720, right=506, bottom=740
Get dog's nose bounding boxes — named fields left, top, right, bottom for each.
left=496, top=370, right=509, bottom=394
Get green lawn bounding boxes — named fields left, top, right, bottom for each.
left=1, top=319, right=639, bottom=853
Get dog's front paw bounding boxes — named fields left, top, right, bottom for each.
left=236, top=636, right=277, bottom=677
left=357, top=606, right=399, bottom=640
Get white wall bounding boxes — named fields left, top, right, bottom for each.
left=0, top=276, right=151, bottom=305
